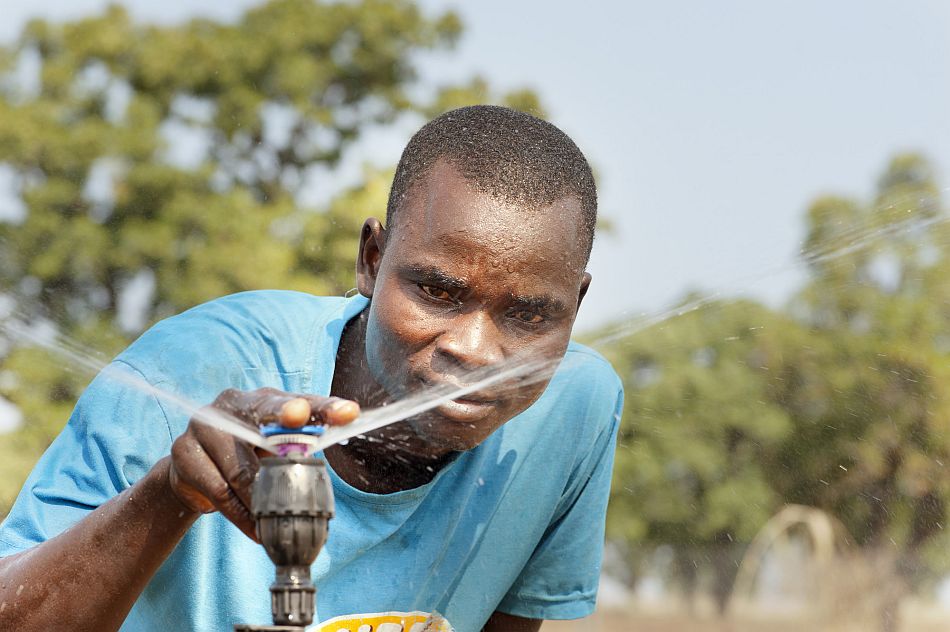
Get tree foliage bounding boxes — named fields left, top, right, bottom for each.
left=0, top=0, right=541, bottom=513
left=598, top=154, right=950, bottom=610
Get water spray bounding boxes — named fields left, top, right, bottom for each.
left=234, top=358, right=560, bottom=629
left=0, top=311, right=562, bottom=628
left=0, top=317, right=275, bottom=451
left=1, top=193, right=942, bottom=628
left=232, top=352, right=562, bottom=628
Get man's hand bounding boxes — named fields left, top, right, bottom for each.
left=167, top=388, right=360, bottom=540
left=482, top=612, right=542, bottom=632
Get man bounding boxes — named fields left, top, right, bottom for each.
left=0, top=105, right=622, bottom=632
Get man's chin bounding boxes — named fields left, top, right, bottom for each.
left=407, top=414, right=490, bottom=454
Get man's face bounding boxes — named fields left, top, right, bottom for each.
left=358, top=161, right=591, bottom=456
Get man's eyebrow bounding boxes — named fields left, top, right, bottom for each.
left=510, top=293, right=568, bottom=313
left=399, top=264, right=469, bottom=290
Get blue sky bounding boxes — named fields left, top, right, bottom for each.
left=3, top=0, right=950, bottom=332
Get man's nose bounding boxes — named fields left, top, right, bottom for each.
left=436, top=309, right=505, bottom=371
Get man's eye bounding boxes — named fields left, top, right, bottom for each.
left=512, top=310, right=545, bottom=325
left=419, top=284, right=452, bottom=301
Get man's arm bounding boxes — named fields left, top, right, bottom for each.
left=0, top=388, right=358, bottom=632
left=482, top=611, right=543, bottom=631
left=0, top=458, right=198, bottom=631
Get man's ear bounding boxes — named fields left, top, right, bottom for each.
left=576, top=272, right=592, bottom=312
left=356, top=218, right=386, bottom=298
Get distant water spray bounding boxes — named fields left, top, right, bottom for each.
left=798, top=213, right=944, bottom=267
left=0, top=314, right=273, bottom=451
left=592, top=200, right=949, bottom=347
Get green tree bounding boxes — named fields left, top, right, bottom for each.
left=0, top=0, right=541, bottom=514
left=596, top=298, right=798, bottom=611
left=600, top=154, right=950, bottom=629
left=775, top=154, right=950, bottom=630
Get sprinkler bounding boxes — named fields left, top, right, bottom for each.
left=234, top=421, right=334, bottom=631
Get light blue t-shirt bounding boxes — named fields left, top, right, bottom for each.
left=0, top=291, right=622, bottom=632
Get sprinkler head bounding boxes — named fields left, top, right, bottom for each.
left=235, top=455, right=334, bottom=631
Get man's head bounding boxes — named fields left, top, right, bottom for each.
left=355, top=105, right=598, bottom=456
left=386, top=105, right=597, bottom=260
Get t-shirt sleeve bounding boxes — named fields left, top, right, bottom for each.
left=0, top=360, right=174, bottom=556
left=497, top=386, right=623, bottom=620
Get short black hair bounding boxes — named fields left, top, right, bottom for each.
left=386, top=105, right=598, bottom=259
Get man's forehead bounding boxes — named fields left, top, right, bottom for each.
left=397, top=162, right=587, bottom=257
left=395, top=211, right=587, bottom=287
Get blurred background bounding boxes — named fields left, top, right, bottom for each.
left=1, top=1, right=950, bottom=630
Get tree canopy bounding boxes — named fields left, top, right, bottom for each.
left=0, top=0, right=542, bottom=512
left=597, top=153, right=950, bottom=615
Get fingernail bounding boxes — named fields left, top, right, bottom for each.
left=330, top=400, right=359, bottom=415
left=280, top=398, right=310, bottom=428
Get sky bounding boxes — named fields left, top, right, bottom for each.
left=2, top=0, right=950, bottom=332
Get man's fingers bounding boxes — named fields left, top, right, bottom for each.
left=213, top=387, right=289, bottom=426
left=167, top=465, right=214, bottom=514
left=193, top=423, right=260, bottom=512
left=170, top=433, right=218, bottom=513
left=214, top=387, right=361, bottom=427
left=170, top=432, right=258, bottom=541
left=303, top=396, right=361, bottom=426
left=273, top=393, right=361, bottom=428
left=279, top=397, right=311, bottom=428
left=214, top=388, right=319, bottom=428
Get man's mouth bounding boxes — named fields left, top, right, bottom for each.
left=435, top=396, right=498, bottom=423
left=418, top=377, right=501, bottom=422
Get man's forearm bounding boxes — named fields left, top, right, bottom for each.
left=0, top=457, right=199, bottom=632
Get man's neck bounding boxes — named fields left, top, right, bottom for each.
left=327, top=307, right=455, bottom=494
left=330, top=307, right=383, bottom=408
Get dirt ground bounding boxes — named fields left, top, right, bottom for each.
left=541, top=609, right=950, bottom=632
left=542, top=612, right=794, bottom=632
